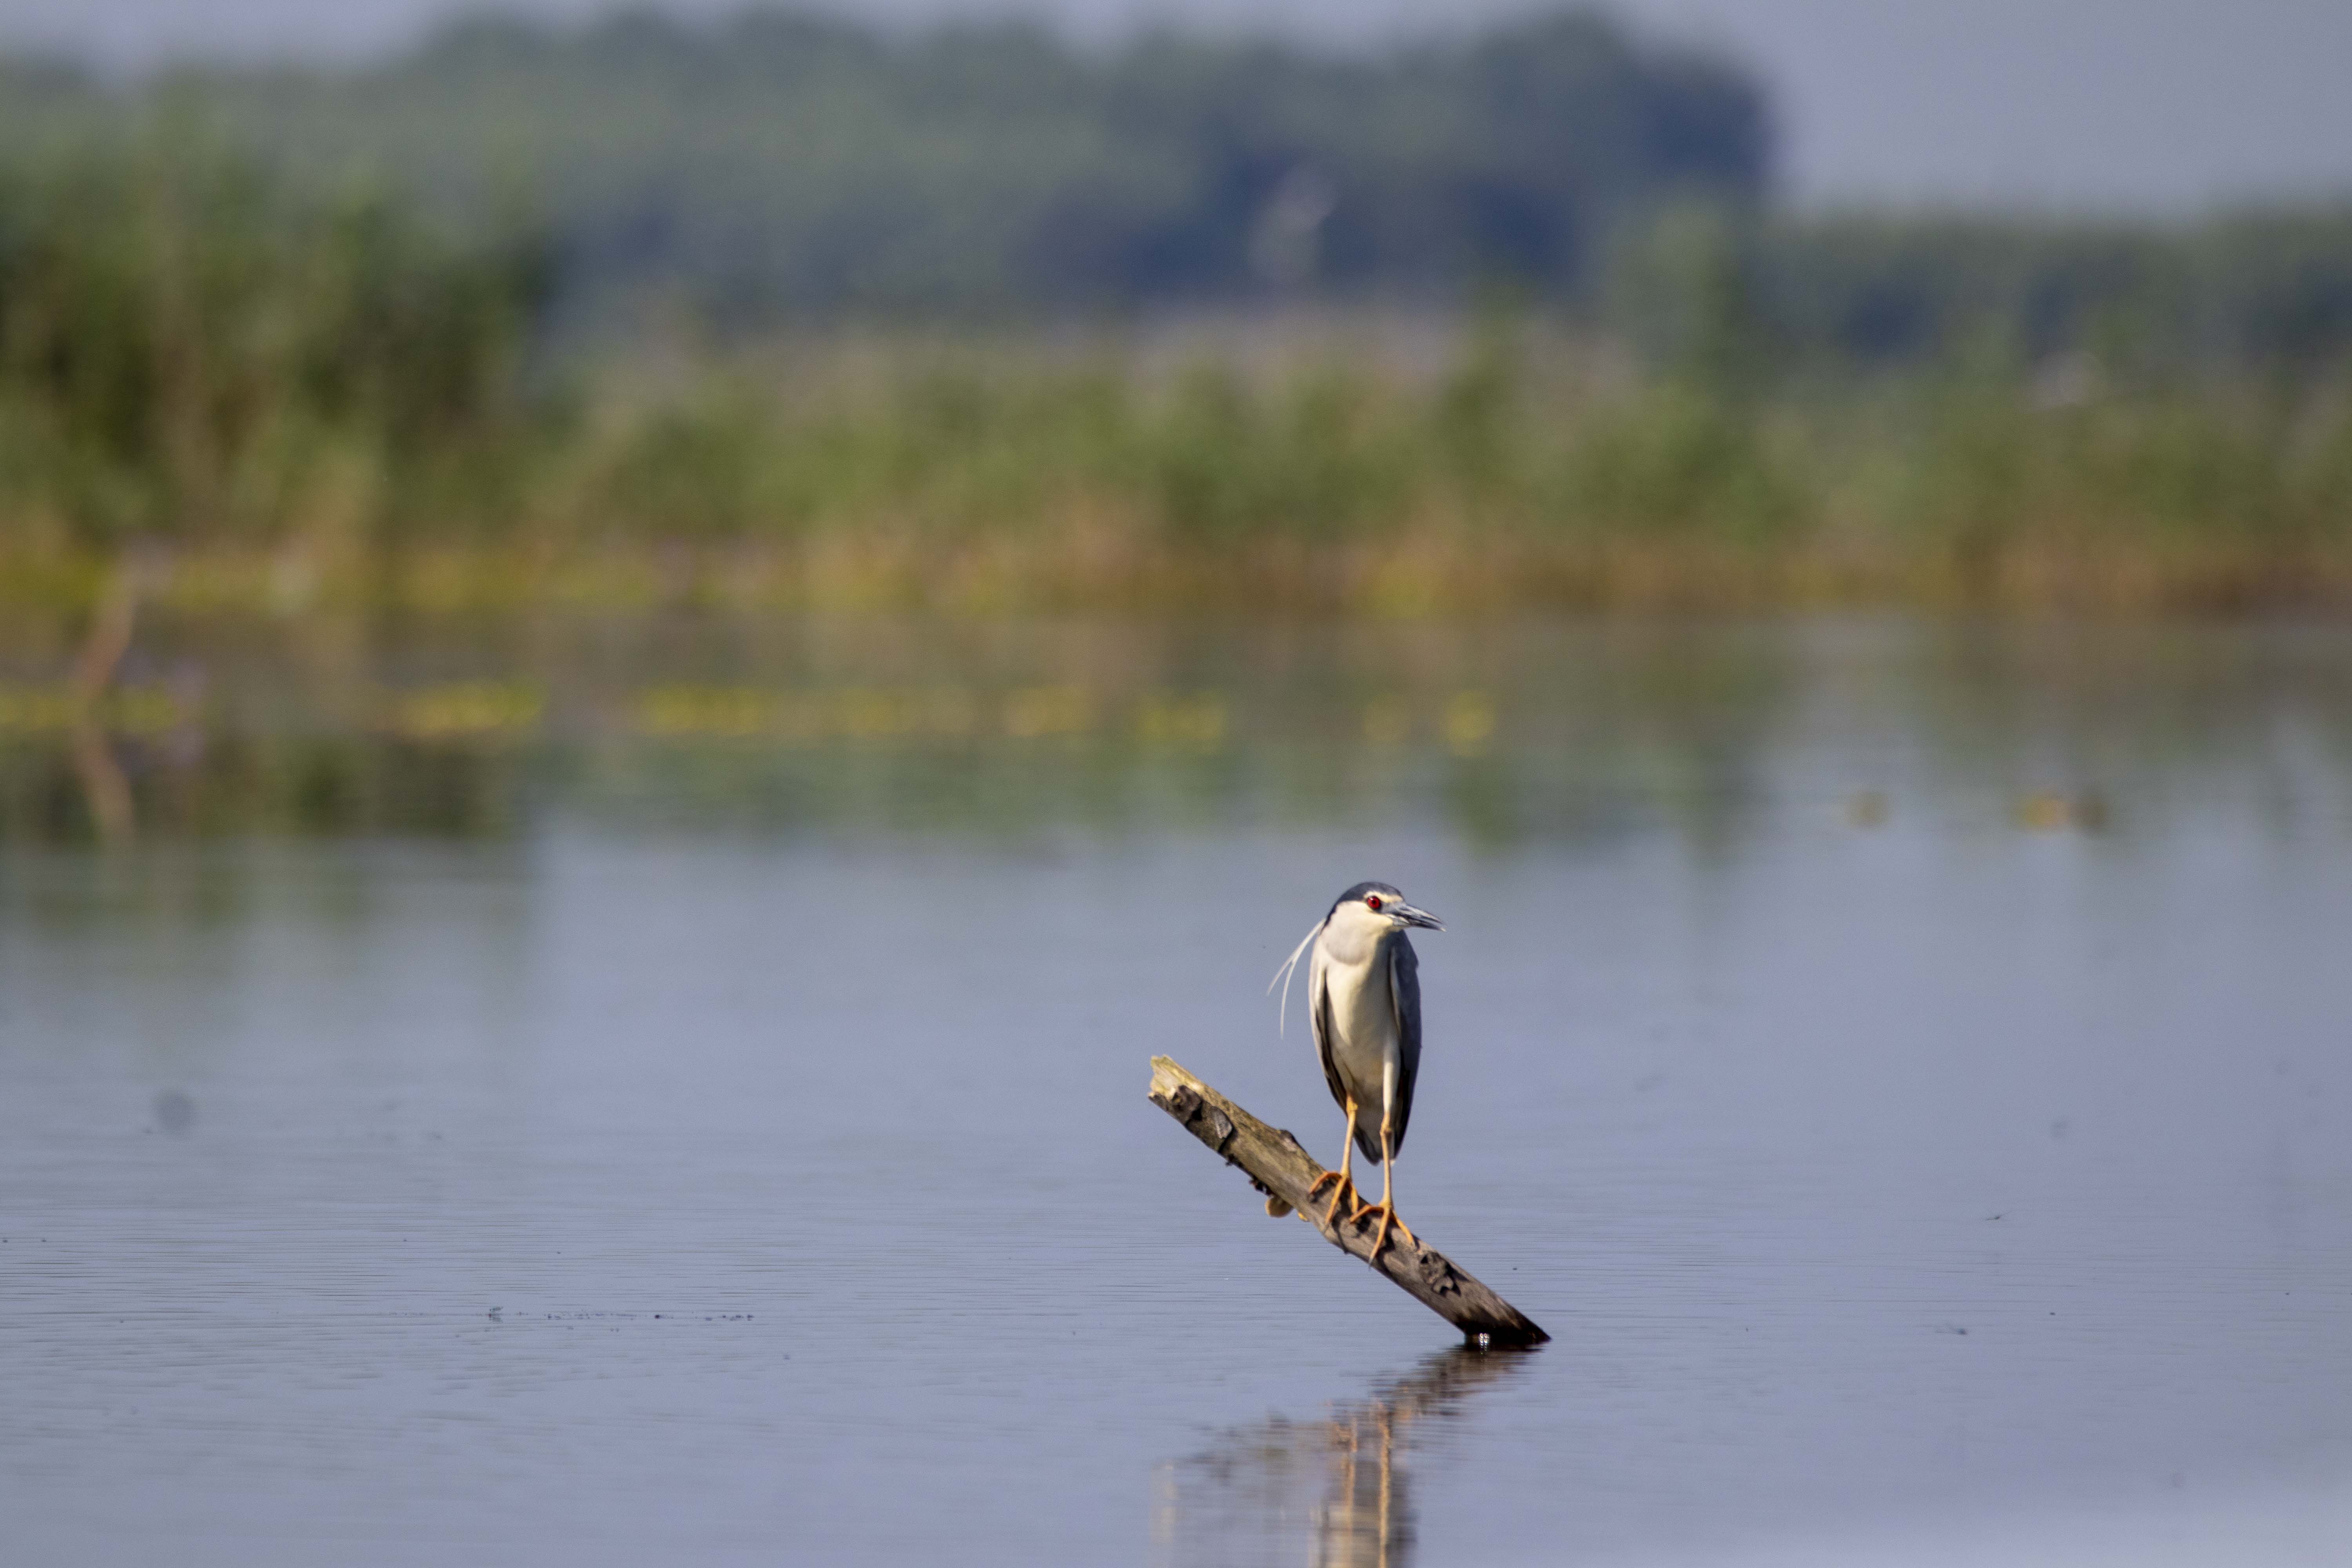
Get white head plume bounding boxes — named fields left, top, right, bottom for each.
left=1267, top=915, right=1326, bottom=1037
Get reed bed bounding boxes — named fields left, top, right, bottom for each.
left=9, top=362, right=2345, bottom=615
left=1, top=151, right=2348, bottom=616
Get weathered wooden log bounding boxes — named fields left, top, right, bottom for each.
left=1148, top=1055, right=1549, bottom=1347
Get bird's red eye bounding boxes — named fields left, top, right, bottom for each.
left=1365, top=895, right=1383, bottom=911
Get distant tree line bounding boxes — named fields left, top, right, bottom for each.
left=0, top=9, right=1766, bottom=321
left=0, top=8, right=2346, bottom=376
left=1593, top=201, right=2352, bottom=385
left=1760, top=210, right=2352, bottom=378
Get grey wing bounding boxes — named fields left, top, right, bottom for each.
left=1387, top=935, right=1422, bottom=1157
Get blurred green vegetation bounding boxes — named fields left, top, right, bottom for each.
left=2, top=14, right=2345, bottom=847
left=0, top=19, right=2344, bottom=612
left=0, top=10, right=1767, bottom=323
left=0, top=132, right=545, bottom=561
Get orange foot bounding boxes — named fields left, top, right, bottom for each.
left=1306, top=1169, right=1360, bottom=1230
left=1348, top=1200, right=1419, bottom=1260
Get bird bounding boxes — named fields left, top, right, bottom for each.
left=1269, top=881, right=1444, bottom=1259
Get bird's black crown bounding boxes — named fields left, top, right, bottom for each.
left=1332, top=880, right=1405, bottom=911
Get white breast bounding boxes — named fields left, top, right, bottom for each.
left=1315, top=937, right=1398, bottom=1100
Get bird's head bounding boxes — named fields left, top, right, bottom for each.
left=1330, top=881, right=1444, bottom=935
left=1270, top=880, right=1445, bottom=1027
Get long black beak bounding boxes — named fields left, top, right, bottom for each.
left=1396, top=902, right=1444, bottom=932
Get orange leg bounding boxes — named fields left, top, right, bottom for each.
left=1306, top=1099, right=1364, bottom=1228
left=1351, top=1125, right=1419, bottom=1259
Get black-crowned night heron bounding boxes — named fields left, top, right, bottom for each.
left=1270, top=881, right=1444, bottom=1258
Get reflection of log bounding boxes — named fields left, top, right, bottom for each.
left=1148, top=1056, right=1548, bottom=1347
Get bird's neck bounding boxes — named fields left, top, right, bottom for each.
left=1321, top=919, right=1392, bottom=968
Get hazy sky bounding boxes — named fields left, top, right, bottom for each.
left=4, top=0, right=2349, bottom=213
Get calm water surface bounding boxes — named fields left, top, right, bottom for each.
left=3, top=617, right=2350, bottom=1565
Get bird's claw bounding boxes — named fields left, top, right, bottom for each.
left=1349, top=1200, right=1417, bottom=1260
left=1307, top=1169, right=1359, bottom=1230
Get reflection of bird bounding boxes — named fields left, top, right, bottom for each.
left=1271, top=882, right=1444, bottom=1259
left=1152, top=1345, right=1530, bottom=1568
